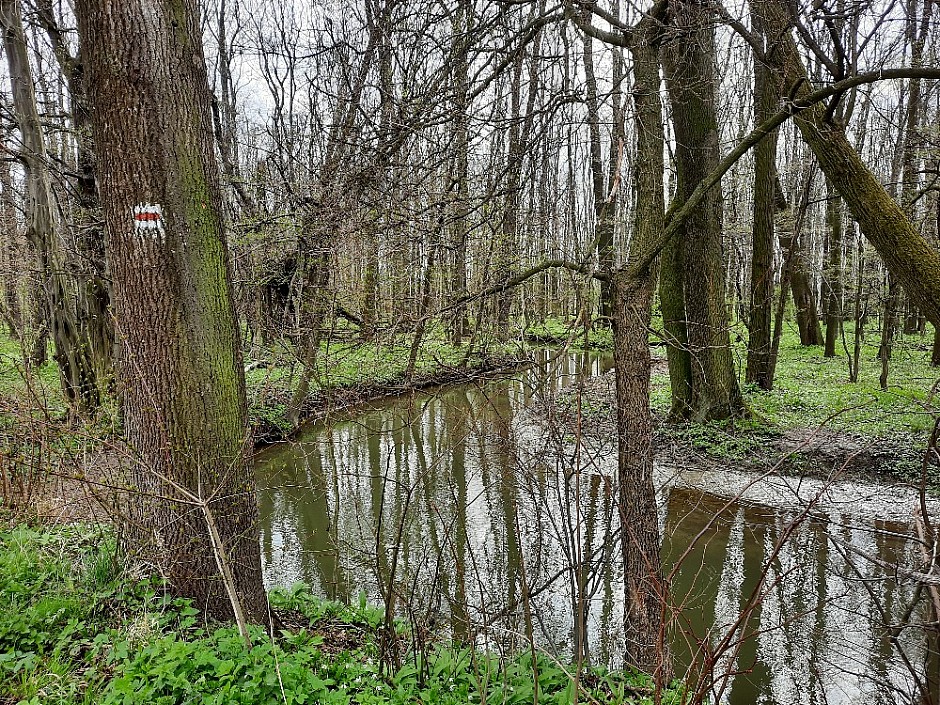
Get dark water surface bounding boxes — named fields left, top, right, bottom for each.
left=256, top=350, right=937, bottom=705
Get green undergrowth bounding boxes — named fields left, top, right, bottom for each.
left=745, top=324, right=936, bottom=436
left=0, top=329, right=524, bottom=444
left=0, top=336, right=66, bottom=415
left=644, top=324, right=939, bottom=484
left=0, top=524, right=676, bottom=705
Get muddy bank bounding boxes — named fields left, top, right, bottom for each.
left=541, top=369, right=935, bottom=492
left=251, top=353, right=529, bottom=445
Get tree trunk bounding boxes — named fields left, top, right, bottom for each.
left=582, top=7, right=621, bottom=320
left=879, top=273, right=900, bottom=389
left=613, top=18, right=669, bottom=680
left=786, top=231, right=824, bottom=346
left=76, top=0, right=267, bottom=622
left=663, top=0, right=745, bottom=421
left=659, top=226, right=692, bottom=416
left=746, top=17, right=782, bottom=388
left=823, top=183, right=844, bottom=357
left=448, top=1, right=471, bottom=345
left=36, top=0, right=114, bottom=393
left=0, top=0, right=99, bottom=412
left=287, top=212, right=334, bottom=426
left=0, top=133, right=20, bottom=337
left=933, top=326, right=940, bottom=368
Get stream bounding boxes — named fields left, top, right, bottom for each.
left=256, top=349, right=938, bottom=705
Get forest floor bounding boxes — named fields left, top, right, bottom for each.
left=0, top=523, right=679, bottom=705
left=550, top=321, right=939, bottom=491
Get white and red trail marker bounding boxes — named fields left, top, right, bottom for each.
left=133, top=203, right=164, bottom=235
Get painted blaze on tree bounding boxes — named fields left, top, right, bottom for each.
left=75, top=0, right=267, bottom=621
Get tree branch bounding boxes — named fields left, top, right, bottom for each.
left=627, top=66, right=940, bottom=278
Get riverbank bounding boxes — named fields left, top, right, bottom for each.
left=247, top=343, right=529, bottom=444
left=0, top=331, right=529, bottom=445
left=549, top=327, right=939, bottom=491
left=0, top=523, right=679, bottom=705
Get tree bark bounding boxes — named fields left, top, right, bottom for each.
left=76, top=0, right=267, bottom=622
left=613, top=17, right=669, bottom=680
left=663, top=0, right=746, bottom=421
left=823, top=182, right=844, bottom=357
left=0, top=131, right=20, bottom=337
left=36, top=0, right=114, bottom=392
left=785, top=230, right=824, bottom=346
left=746, top=15, right=783, bottom=388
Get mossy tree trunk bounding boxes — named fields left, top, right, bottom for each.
left=662, top=0, right=745, bottom=421
left=746, top=14, right=783, bottom=388
left=76, top=0, right=267, bottom=622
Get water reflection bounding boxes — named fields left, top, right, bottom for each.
left=256, top=350, right=936, bottom=705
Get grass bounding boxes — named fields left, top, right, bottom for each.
left=0, top=524, right=680, bottom=705
left=524, top=317, right=613, bottom=350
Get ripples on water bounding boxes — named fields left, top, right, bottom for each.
left=256, top=350, right=939, bottom=705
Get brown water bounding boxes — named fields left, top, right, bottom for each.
left=256, top=350, right=938, bottom=704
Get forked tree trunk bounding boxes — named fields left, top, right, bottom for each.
left=76, top=0, right=267, bottom=622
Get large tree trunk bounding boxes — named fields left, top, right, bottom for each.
left=659, top=222, right=692, bottom=416
left=0, top=0, right=99, bottom=412
left=76, top=0, right=267, bottom=622
left=662, top=0, right=745, bottom=421
left=613, top=18, right=669, bottom=681
left=758, top=0, right=940, bottom=330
